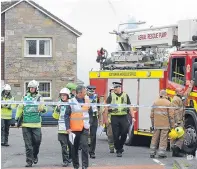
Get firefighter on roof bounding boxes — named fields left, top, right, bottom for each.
left=171, top=80, right=194, bottom=157
left=15, top=80, right=47, bottom=167
left=150, top=89, right=174, bottom=158
left=104, top=82, right=135, bottom=157
left=86, top=85, right=99, bottom=159
left=52, top=88, right=72, bottom=167
left=1, top=84, right=15, bottom=147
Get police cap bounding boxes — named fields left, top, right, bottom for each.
left=112, top=82, right=122, bottom=88
left=87, top=85, right=96, bottom=90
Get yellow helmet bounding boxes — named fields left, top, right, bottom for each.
left=175, top=127, right=185, bottom=138
left=168, top=129, right=178, bottom=140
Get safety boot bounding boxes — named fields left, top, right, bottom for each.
left=158, top=150, right=167, bottom=158
left=117, top=152, right=122, bottom=157
left=150, top=149, right=156, bottom=158
left=25, top=163, right=32, bottom=167
left=33, top=156, right=38, bottom=164
left=90, top=153, right=96, bottom=159
left=62, top=162, right=68, bottom=167
left=110, top=149, right=114, bottom=153
left=4, top=142, right=9, bottom=146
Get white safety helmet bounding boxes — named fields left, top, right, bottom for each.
left=28, top=80, right=39, bottom=89
left=60, top=88, right=70, bottom=95
left=3, top=84, right=11, bottom=91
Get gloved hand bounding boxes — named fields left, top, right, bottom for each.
left=150, top=126, right=154, bottom=131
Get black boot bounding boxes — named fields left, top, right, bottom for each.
left=4, top=142, right=9, bottom=147
left=90, top=153, right=96, bottom=159
left=25, top=163, right=32, bottom=167
left=33, top=156, right=38, bottom=164
left=172, top=147, right=185, bottom=157
left=62, top=162, right=68, bottom=167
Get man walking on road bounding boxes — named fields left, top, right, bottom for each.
left=171, top=80, right=194, bottom=157
left=104, top=82, right=135, bottom=157
left=15, top=80, right=47, bottom=167
left=86, top=85, right=99, bottom=159
left=150, top=90, right=174, bottom=158
left=1, top=84, right=15, bottom=146
left=69, top=85, right=92, bottom=169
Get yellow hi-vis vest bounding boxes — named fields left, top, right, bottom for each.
left=1, top=96, right=15, bottom=120
left=110, top=92, right=128, bottom=116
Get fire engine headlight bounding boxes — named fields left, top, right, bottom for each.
left=192, top=35, right=197, bottom=41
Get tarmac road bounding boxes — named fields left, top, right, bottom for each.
left=1, top=127, right=180, bottom=169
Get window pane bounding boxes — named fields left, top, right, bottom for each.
left=39, top=82, right=50, bottom=97
left=26, top=40, right=37, bottom=55
left=39, top=40, right=50, bottom=55
left=171, top=58, right=185, bottom=85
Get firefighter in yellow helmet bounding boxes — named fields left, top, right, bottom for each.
left=15, top=80, right=47, bottom=167
left=1, top=84, right=15, bottom=146
left=171, top=80, right=194, bottom=157
left=53, top=88, right=72, bottom=167
left=150, top=89, right=174, bottom=158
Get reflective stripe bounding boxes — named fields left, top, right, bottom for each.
left=154, top=111, right=167, bottom=115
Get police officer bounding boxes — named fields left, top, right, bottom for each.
left=1, top=84, right=15, bottom=146
left=171, top=80, right=194, bottom=157
left=105, top=86, right=115, bottom=153
left=86, top=85, right=99, bottom=159
left=104, top=82, right=135, bottom=157
left=15, top=80, right=47, bottom=167
left=150, top=90, right=174, bottom=158
left=52, top=88, right=72, bottom=167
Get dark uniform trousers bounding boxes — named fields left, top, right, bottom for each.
left=22, top=127, right=42, bottom=164
left=111, top=115, right=129, bottom=152
left=58, top=133, right=72, bottom=163
left=72, top=129, right=89, bottom=168
left=1, top=119, right=11, bottom=144
left=89, top=115, right=98, bottom=155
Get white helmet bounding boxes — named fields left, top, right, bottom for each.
left=3, top=84, right=11, bottom=91
left=28, top=80, right=39, bottom=88
left=60, top=88, right=70, bottom=95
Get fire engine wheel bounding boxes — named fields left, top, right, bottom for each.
left=182, top=117, right=197, bottom=155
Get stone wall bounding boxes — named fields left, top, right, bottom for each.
left=4, top=1, right=78, bottom=101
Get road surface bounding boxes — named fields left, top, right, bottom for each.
left=2, top=127, right=179, bottom=169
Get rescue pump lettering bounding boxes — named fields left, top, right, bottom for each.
left=109, top=72, right=136, bottom=76
left=138, top=32, right=167, bottom=40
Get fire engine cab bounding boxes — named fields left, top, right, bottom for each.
left=89, top=19, right=197, bottom=154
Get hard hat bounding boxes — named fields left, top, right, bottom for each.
left=60, top=88, right=70, bottom=95
left=175, top=127, right=185, bottom=138
left=28, top=80, right=39, bottom=88
left=2, top=84, right=11, bottom=91
left=66, top=83, right=77, bottom=91
left=168, top=129, right=178, bottom=140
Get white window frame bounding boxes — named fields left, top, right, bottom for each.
left=24, top=38, right=52, bottom=58
left=24, top=81, right=52, bottom=100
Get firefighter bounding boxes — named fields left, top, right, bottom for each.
left=171, top=80, right=194, bottom=157
left=52, top=88, right=72, bottom=167
left=1, top=84, right=15, bottom=146
left=66, top=83, right=77, bottom=98
left=15, top=80, right=47, bottom=167
left=105, top=86, right=115, bottom=153
left=86, top=85, right=99, bottom=159
left=69, top=85, right=92, bottom=169
left=104, top=82, right=135, bottom=157
left=150, top=89, right=174, bottom=158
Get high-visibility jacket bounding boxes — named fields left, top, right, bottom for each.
left=110, top=92, right=128, bottom=116
left=53, top=103, right=71, bottom=134
left=16, top=93, right=47, bottom=128
left=1, top=96, right=15, bottom=120
left=69, top=96, right=90, bottom=131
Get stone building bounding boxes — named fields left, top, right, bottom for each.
left=1, top=0, right=82, bottom=101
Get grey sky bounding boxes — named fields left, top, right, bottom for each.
left=3, top=0, right=197, bottom=85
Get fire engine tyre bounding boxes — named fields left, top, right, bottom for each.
left=182, top=116, right=197, bottom=155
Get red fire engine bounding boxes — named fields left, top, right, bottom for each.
left=89, top=19, right=197, bottom=154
